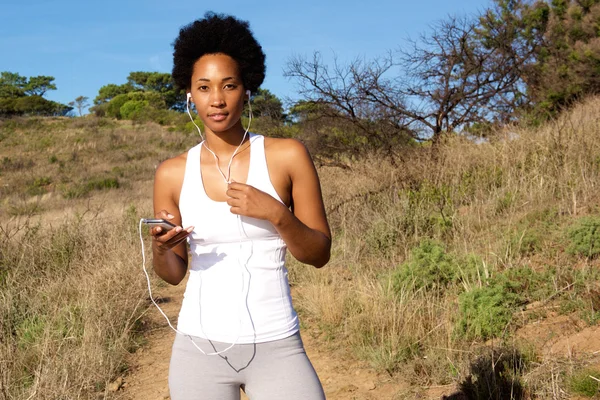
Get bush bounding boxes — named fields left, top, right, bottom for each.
left=120, top=100, right=149, bottom=120
left=105, top=94, right=130, bottom=119
left=567, top=216, right=600, bottom=258
left=0, top=97, right=16, bottom=116
left=455, top=278, right=523, bottom=341
left=389, top=240, right=482, bottom=292
left=126, top=91, right=166, bottom=109
left=103, top=92, right=168, bottom=120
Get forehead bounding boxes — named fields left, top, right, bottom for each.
left=192, top=53, right=241, bottom=79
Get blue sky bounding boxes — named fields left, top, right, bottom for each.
left=1, top=0, right=491, bottom=110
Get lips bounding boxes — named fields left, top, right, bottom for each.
left=208, top=113, right=228, bottom=122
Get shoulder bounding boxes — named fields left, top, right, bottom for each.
left=263, top=137, right=311, bottom=163
left=263, top=137, right=317, bottom=184
left=154, top=151, right=189, bottom=182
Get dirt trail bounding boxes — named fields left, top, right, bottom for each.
left=116, top=276, right=419, bottom=400
left=116, top=277, right=600, bottom=400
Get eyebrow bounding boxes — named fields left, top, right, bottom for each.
left=195, top=76, right=237, bottom=83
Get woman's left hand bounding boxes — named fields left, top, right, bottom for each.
left=226, top=181, right=285, bottom=222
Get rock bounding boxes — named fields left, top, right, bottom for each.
left=341, top=384, right=359, bottom=392
left=365, top=380, right=376, bottom=390
left=107, top=376, right=124, bottom=392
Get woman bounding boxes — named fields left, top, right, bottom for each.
left=150, top=12, right=331, bottom=400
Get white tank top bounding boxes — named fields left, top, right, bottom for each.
left=177, top=133, right=299, bottom=343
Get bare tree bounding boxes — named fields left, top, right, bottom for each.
left=285, top=52, right=414, bottom=147
left=285, top=13, right=532, bottom=144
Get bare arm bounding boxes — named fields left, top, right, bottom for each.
left=226, top=139, right=331, bottom=268
left=151, top=157, right=194, bottom=285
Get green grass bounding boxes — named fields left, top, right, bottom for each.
left=569, top=368, right=600, bottom=397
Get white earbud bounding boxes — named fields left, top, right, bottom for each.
left=187, top=92, right=192, bottom=101
left=246, top=90, right=251, bottom=97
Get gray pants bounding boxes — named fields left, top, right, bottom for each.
left=169, top=332, right=326, bottom=400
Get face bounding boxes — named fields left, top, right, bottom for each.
left=188, top=53, right=247, bottom=136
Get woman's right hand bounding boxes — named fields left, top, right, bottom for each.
left=151, top=210, right=194, bottom=253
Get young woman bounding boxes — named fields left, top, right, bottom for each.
left=149, top=12, right=331, bottom=400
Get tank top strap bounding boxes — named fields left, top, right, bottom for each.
left=247, top=133, right=284, bottom=204
left=248, top=133, right=265, bottom=180
left=180, top=142, right=203, bottom=208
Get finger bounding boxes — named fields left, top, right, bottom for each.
left=153, top=225, right=182, bottom=240
left=226, top=197, right=239, bottom=207
left=226, top=186, right=243, bottom=198
left=155, top=209, right=175, bottom=220
left=229, top=206, right=241, bottom=215
left=227, top=181, right=249, bottom=191
left=164, top=230, right=192, bottom=246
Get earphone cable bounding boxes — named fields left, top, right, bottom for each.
left=139, top=219, right=235, bottom=356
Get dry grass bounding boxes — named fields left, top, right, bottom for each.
left=1, top=98, right=600, bottom=398
left=0, top=211, right=148, bottom=399
left=289, top=96, right=600, bottom=397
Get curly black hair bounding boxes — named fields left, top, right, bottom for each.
left=172, top=12, right=266, bottom=94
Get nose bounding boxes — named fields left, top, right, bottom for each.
left=210, top=89, right=225, bottom=107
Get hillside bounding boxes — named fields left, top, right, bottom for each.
left=1, top=97, right=600, bottom=399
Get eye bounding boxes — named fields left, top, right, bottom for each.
left=224, top=84, right=237, bottom=90
left=197, top=85, right=209, bottom=91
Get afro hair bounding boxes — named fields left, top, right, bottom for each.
left=172, top=12, right=266, bottom=94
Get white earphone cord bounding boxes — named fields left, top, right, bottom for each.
left=140, top=93, right=255, bottom=356
left=139, top=219, right=253, bottom=356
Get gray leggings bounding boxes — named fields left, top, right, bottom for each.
left=169, top=332, right=326, bottom=400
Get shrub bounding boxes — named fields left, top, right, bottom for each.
left=120, top=100, right=149, bottom=120
left=455, top=279, right=523, bottom=341
left=389, top=240, right=482, bottom=292
left=105, top=94, right=130, bottom=119
left=567, top=216, right=600, bottom=258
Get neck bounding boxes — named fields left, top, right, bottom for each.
left=203, top=122, right=248, bottom=155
